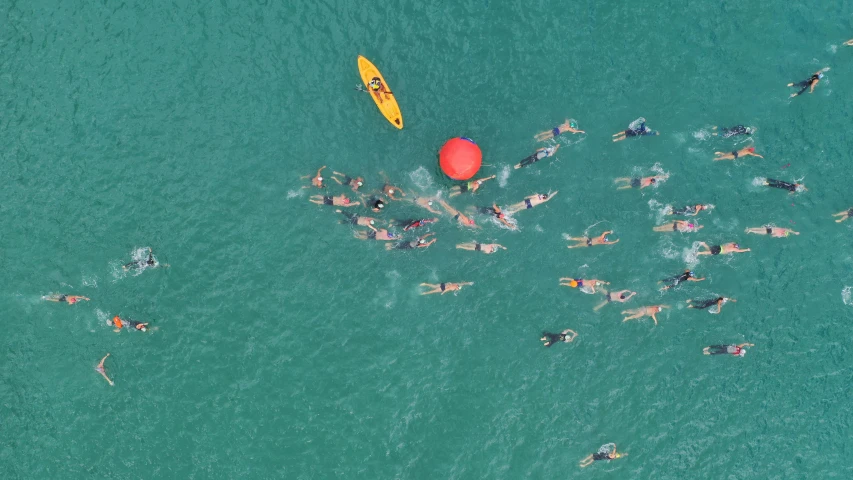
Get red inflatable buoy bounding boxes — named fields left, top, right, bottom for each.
left=439, top=137, right=482, bottom=180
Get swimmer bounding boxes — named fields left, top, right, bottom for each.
left=43, top=294, right=90, bottom=305
left=438, top=199, right=479, bottom=228
left=110, top=316, right=149, bottom=332
left=697, top=241, right=750, bottom=256
left=456, top=242, right=506, bottom=254
left=449, top=175, right=496, bottom=197
left=579, top=444, right=625, bottom=468
left=337, top=210, right=379, bottom=232
left=407, top=196, right=442, bottom=215
left=389, top=218, right=439, bottom=231
left=612, top=120, right=658, bottom=142
left=615, top=174, right=668, bottom=190
left=703, top=343, right=754, bottom=356
left=354, top=228, right=399, bottom=241
left=593, top=290, right=637, bottom=311
left=659, top=270, right=705, bottom=291
left=713, top=146, right=763, bottom=161
left=535, top=119, right=585, bottom=141
left=504, top=191, right=558, bottom=214
left=309, top=194, right=359, bottom=207
left=687, top=296, right=736, bottom=314
left=566, top=230, right=619, bottom=249
left=123, top=248, right=168, bottom=271
left=362, top=196, right=386, bottom=213
left=419, top=281, right=473, bottom=295
left=95, top=353, right=114, bottom=386
left=745, top=226, right=800, bottom=237
left=330, top=171, right=364, bottom=192
left=712, top=125, right=755, bottom=138
left=301, top=165, right=326, bottom=189
left=559, top=277, right=609, bottom=294
left=787, top=68, right=827, bottom=97
left=386, top=233, right=436, bottom=251
left=666, top=204, right=711, bottom=217
left=622, top=305, right=669, bottom=325
left=474, top=204, right=516, bottom=230
left=832, top=207, right=853, bottom=223
left=846, top=39, right=853, bottom=46
left=367, top=76, right=390, bottom=103
left=653, top=220, right=703, bottom=233
left=514, top=145, right=560, bottom=169
left=764, top=178, right=807, bottom=193
left=540, top=328, right=577, bottom=347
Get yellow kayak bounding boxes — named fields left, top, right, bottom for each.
left=357, top=55, right=403, bottom=129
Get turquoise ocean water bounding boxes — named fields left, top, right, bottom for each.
left=3, top=1, right=853, bottom=478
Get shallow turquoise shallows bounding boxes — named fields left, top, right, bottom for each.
left=4, top=1, right=853, bottom=478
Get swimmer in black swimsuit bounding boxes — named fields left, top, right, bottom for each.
left=593, top=289, right=637, bottom=311
left=385, top=233, right=436, bottom=251
left=659, top=270, right=705, bottom=291
left=310, top=194, right=359, bottom=207
left=419, top=281, right=473, bottom=295
left=43, top=294, right=90, bottom=304
left=456, top=242, right=506, bottom=254
left=667, top=204, right=711, bottom=217
left=354, top=228, right=399, bottom=241
left=540, top=328, right=577, bottom=347
left=301, top=165, right=326, bottom=189
left=697, top=242, right=750, bottom=256
left=438, top=199, right=479, bottom=228
left=514, top=145, right=559, bottom=169
left=612, top=119, right=659, bottom=142
left=566, top=230, right=618, bottom=248
left=703, top=342, right=753, bottom=356
left=389, top=218, right=438, bottom=231
left=788, top=68, right=827, bottom=97
left=615, top=174, right=668, bottom=190
left=764, top=178, right=806, bottom=193
left=338, top=210, right=379, bottom=231
left=123, top=248, right=169, bottom=271
left=330, top=171, right=364, bottom=192
left=580, top=444, right=624, bottom=467
left=449, top=175, right=496, bottom=197
left=832, top=207, right=853, bottom=223
left=474, top=204, right=516, bottom=229
left=712, top=125, right=754, bottom=138
left=687, top=296, right=735, bottom=314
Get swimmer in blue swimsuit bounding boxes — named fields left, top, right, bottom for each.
left=534, top=119, right=585, bottom=141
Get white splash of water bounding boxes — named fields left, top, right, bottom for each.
left=843, top=287, right=852, bottom=306
left=82, top=275, right=98, bottom=288
left=95, top=309, right=111, bottom=327
left=409, top=166, right=434, bottom=191
left=692, top=128, right=712, bottom=141
left=498, top=165, right=510, bottom=188
left=751, top=177, right=766, bottom=187
left=286, top=189, right=303, bottom=199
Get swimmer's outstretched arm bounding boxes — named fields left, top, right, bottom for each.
left=737, top=342, right=754, bottom=348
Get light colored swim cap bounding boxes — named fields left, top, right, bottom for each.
left=389, top=189, right=395, bottom=194
left=317, top=177, right=323, bottom=181
left=739, top=349, right=746, bottom=357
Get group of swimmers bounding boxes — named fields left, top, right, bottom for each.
left=344, top=61, right=853, bottom=469
left=45, top=247, right=165, bottom=386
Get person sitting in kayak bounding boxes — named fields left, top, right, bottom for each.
left=368, top=77, right=390, bottom=103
